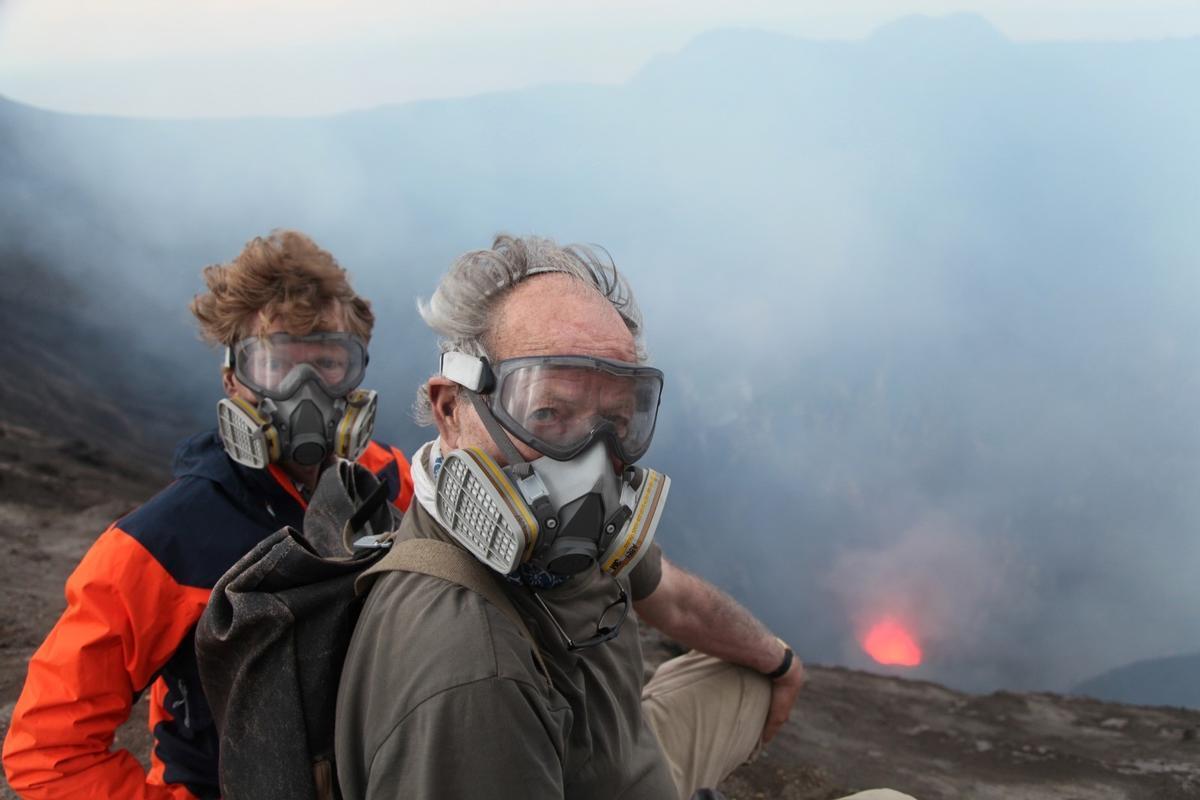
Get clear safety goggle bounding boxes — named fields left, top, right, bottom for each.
left=443, top=353, right=664, bottom=463
left=226, top=332, right=368, bottom=400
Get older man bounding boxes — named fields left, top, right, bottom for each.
left=335, top=235, right=803, bottom=800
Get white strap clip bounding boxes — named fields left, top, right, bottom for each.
left=440, top=351, right=488, bottom=391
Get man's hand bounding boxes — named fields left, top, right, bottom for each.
left=762, top=655, right=805, bottom=743
left=635, top=559, right=807, bottom=742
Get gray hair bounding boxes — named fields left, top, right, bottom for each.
left=414, top=234, right=646, bottom=425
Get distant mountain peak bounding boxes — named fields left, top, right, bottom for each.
left=1073, top=651, right=1200, bottom=709
left=869, top=13, right=1008, bottom=48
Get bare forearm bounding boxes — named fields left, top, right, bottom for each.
left=637, top=557, right=805, bottom=744
left=635, top=559, right=783, bottom=674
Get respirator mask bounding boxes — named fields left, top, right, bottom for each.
left=435, top=352, right=671, bottom=588
left=216, top=332, right=377, bottom=469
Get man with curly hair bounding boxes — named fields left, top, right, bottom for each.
left=3, top=231, right=413, bottom=800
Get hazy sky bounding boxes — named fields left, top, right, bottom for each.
left=2, top=0, right=1199, bottom=117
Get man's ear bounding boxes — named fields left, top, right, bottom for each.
left=428, top=377, right=463, bottom=450
left=221, top=368, right=240, bottom=399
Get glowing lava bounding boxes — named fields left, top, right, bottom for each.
left=862, top=618, right=923, bottom=667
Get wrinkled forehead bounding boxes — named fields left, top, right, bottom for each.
left=514, top=368, right=638, bottom=407
left=489, top=274, right=637, bottom=363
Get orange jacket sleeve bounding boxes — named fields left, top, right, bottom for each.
left=3, top=527, right=209, bottom=800
left=386, top=444, right=414, bottom=512
left=356, top=441, right=414, bottom=512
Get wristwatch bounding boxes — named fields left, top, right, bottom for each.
left=765, top=637, right=794, bottom=680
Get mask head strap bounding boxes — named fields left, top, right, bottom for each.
left=442, top=351, right=530, bottom=473
left=465, top=390, right=530, bottom=474
left=445, top=353, right=564, bottom=537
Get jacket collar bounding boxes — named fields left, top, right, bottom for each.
left=171, top=430, right=308, bottom=531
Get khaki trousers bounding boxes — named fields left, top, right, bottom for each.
left=641, top=651, right=917, bottom=800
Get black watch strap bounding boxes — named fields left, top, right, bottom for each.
left=765, top=639, right=794, bottom=680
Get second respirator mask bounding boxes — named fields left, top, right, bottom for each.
left=216, top=332, right=377, bottom=469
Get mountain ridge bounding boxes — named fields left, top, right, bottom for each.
left=5, top=13, right=1200, bottom=124
left=1073, top=652, right=1200, bottom=710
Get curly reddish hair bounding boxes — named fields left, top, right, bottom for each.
left=190, top=230, right=374, bottom=346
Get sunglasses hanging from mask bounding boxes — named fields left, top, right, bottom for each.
left=216, top=332, right=378, bottom=469
left=435, top=352, right=672, bottom=647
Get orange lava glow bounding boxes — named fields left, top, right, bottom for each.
left=862, top=618, right=923, bottom=667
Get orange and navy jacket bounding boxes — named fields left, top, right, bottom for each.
left=2, top=430, right=413, bottom=800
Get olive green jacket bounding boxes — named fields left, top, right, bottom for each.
left=335, top=500, right=675, bottom=800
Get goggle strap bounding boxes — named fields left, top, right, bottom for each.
left=466, top=390, right=529, bottom=472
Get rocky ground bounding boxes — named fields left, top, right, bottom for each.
left=1, top=420, right=1198, bottom=799
left=0, top=421, right=165, bottom=800
left=720, top=661, right=1200, bottom=799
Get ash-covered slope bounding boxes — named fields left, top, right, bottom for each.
left=642, top=633, right=1200, bottom=800
left=0, top=252, right=189, bottom=703
left=0, top=252, right=200, bottom=795
left=723, top=662, right=1200, bottom=800
left=0, top=254, right=205, bottom=793
left=0, top=252, right=207, bottom=461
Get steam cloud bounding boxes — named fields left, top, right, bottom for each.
left=2, top=14, right=1198, bottom=694
left=828, top=516, right=1031, bottom=685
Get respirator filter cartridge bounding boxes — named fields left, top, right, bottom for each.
left=435, top=448, right=538, bottom=575
left=217, top=396, right=279, bottom=469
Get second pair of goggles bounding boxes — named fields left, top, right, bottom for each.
left=440, top=351, right=664, bottom=464
left=226, top=332, right=369, bottom=399
left=218, top=332, right=375, bottom=469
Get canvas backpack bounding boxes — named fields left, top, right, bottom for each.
left=195, top=460, right=547, bottom=800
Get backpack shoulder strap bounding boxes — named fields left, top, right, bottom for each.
left=363, top=538, right=552, bottom=688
